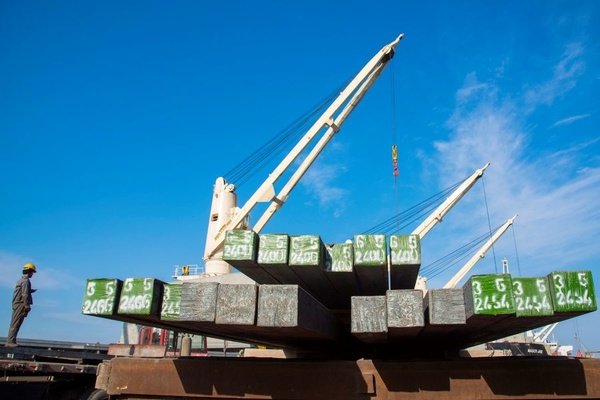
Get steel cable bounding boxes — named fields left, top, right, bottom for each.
left=223, top=80, right=351, bottom=188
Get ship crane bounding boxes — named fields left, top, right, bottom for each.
left=575, top=333, right=600, bottom=358
left=443, top=213, right=519, bottom=288
left=533, top=322, right=559, bottom=343
left=409, top=163, right=493, bottom=290
left=411, top=163, right=491, bottom=240
left=203, top=34, right=404, bottom=275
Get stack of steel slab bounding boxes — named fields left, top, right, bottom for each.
left=83, top=279, right=354, bottom=351
left=82, top=230, right=597, bottom=355
left=82, top=272, right=596, bottom=353
left=223, top=231, right=423, bottom=299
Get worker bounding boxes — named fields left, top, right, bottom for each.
left=182, top=265, right=189, bottom=276
left=6, top=263, right=37, bottom=347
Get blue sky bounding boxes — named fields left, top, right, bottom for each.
left=1, top=1, right=599, bottom=353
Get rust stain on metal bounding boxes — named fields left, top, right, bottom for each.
left=98, top=356, right=600, bottom=399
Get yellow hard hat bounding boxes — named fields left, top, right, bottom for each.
left=23, top=263, right=37, bottom=273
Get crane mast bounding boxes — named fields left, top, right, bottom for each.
left=203, top=34, right=404, bottom=275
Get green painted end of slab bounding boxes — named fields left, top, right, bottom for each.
left=118, top=278, right=163, bottom=315
left=325, top=243, right=354, bottom=272
left=161, top=283, right=182, bottom=320
left=258, top=234, right=289, bottom=265
left=289, top=235, right=323, bottom=266
left=548, top=271, right=597, bottom=312
left=468, top=274, right=515, bottom=315
left=82, top=278, right=122, bottom=315
left=223, top=230, right=259, bottom=261
left=353, top=234, right=387, bottom=266
left=389, top=234, right=421, bottom=266
left=512, top=277, right=554, bottom=317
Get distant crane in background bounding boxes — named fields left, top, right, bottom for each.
left=574, top=333, right=600, bottom=358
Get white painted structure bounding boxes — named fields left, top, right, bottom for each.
left=200, top=35, right=404, bottom=276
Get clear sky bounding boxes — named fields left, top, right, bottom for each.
left=1, top=1, right=599, bottom=353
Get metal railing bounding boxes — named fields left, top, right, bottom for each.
left=172, top=264, right=203, bottom=277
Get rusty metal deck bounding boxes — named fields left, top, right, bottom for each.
left=97, top=356, right=600, bottom=399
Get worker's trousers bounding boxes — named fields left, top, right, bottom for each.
left=6, top=303, right=29, bottom=345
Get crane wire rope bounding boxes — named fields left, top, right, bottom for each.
left=389, top=57, right=401, bottom=234
left=362, top=179, right=463, bottom=234
left=481, top=176, right=499, bottom=273
left=223, top=79, right=351, bottom=189
left=511, top=224, right=522, bottom=277
left=420, top=223, right=506, bottom=279
left=573, top=318, right=581, bottom=351
left=387, top=59, right=400, bottom=290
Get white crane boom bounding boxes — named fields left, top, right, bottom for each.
left=533, top=323, right=558, bottom=343
left=574, top=334, right=600, bottom=356
left=443, top=213, right=518, bottom=289
left=203, top=34, right=404, bottom=274
left=574, top=334, right=589, bottom=353
left=252, top=43, right=399, bottom=233
left=411, top=163, right=491, bottom=239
